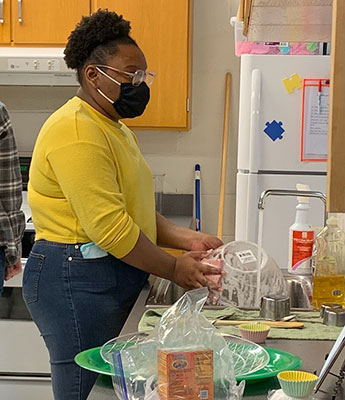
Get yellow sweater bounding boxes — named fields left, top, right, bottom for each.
left=28, top=96, right=156, bottom=258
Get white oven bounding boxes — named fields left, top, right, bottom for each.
left=0, top=158, right=53, bottom=400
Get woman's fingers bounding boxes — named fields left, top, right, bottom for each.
left=199, top=262, right=223, bottom=275
left=186, top=250, right=209, bottom=260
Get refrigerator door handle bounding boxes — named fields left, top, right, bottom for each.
left=248, top=69, right=261, bottom=173
left=245, top=174, right=258, bottom=242
left=245, top=69, right=261, bottom=240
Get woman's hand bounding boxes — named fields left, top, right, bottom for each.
left=190, top=233, right=223, bottom=252
left=172, top=251, right=222, bottom=290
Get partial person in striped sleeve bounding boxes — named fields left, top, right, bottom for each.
left=0, top=102, right=26, bottom=294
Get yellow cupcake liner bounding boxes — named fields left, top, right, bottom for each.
left=239, top=323, right=271, bottom=332
left=278, top=370, right=318, bottom=398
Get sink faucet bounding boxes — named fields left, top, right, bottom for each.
left=258, top=189, right=327, bottom=225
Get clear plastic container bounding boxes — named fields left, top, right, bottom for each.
left=153, top=174, right=165, bottom=214
left=230, top=17, right=320, bottom=57
left=312, top=216, right=345, bottom=309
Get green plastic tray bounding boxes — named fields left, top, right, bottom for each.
left=236, top=347, right=302, bottom=382
left=75, top=346, right=301, bottom=382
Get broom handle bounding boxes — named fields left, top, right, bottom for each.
left=217, top=73, right=232, bottom=239
left=195, top=164, right=201, bottom=231
left=237, top=1, right=244, bottom=21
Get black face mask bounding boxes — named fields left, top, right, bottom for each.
left=96, top=67, right=150, bottom=119
left=113, top=82, right=150, bottom=119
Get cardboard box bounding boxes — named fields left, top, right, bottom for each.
left=157, top=348, right=214, bottom=400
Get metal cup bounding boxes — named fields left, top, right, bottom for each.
left=323, top=308, right=345, bottom=326
left=320, top=303, right=343, bottom=318
left=260, top=294, right=291, bottom=321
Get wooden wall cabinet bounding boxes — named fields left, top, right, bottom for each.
left=0, top=0, right=192, bottom=130
left=327, top=0, right=345, bottom=212
left=2, top=0, right=90, bottom=45
left=0, top=0, right=11, bottom=44
left=91, top=0, right=192, bottom=130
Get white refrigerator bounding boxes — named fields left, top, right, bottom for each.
left=235, top=55, right=330, bottom=270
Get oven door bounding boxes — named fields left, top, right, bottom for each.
left=0, top=232, right=53, bottom=399
left=0, top=287, right=50, bottom=375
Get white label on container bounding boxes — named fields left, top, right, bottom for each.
left=263, top=41, right=288, bottom=47
left=236, top=250, right=257, bottom=264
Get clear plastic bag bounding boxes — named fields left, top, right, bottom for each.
left=202, top=241, right=288, bottom=308
left=267, top=390, right=290, bottom=400
left=102, top=287, right=246, bottom=400
left=267, top=389, right=316, bottom=400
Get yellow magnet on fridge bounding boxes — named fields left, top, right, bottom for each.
left=283, top=73, right=303, bottom=94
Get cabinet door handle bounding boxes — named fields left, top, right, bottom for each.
left=18, top=0, right=22, bottom=23
left=0, top=0, right=4, bottom=24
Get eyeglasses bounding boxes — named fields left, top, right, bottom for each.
left=96, top=65, right=156, bottom=86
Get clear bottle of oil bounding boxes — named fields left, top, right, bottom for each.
left=312, top=216, right=345, bottom=310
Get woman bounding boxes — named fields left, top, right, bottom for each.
left=23, top=9, right=222, bottom=400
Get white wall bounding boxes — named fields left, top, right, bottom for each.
left=3, top=86, right=77, bottom=155
left=135, top=0, right=240, bottom=242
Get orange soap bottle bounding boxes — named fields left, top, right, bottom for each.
left=288, top=194, right=314, bottom=275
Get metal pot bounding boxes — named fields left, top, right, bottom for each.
left=323, top=308, right=345, bottom=326
left=260, top=294, right=291, bottom=321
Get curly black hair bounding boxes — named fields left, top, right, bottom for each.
left=64, top=9, right=137, bottom=83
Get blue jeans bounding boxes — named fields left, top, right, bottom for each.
left=0, top=246, right=5, bottom=295
left=22, top=240, right=148, bottom=400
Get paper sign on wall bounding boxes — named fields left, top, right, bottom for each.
left=301, top=79, right=330, bottom=162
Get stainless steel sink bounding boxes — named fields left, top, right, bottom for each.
left=145, top=274, right=313, bottom=310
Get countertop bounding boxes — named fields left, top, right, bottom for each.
left=88, top=283, right=344, bottom=400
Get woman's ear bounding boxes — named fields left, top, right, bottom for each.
left=84, top=65, right=99, bottom=89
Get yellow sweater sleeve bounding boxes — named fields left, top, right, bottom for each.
left=47, top=141, right=140, bottom=258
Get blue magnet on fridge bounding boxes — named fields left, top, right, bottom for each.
left=264, top=120, right=285, bottom=141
